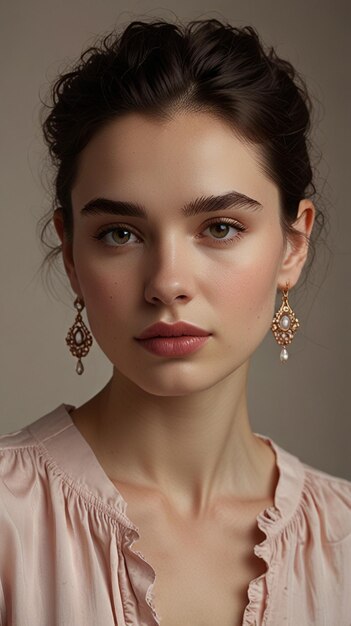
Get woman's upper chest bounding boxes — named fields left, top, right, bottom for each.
left=115, top=483, right=271, bottom=626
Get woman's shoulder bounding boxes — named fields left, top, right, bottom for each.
left=0, top=403, right=73, bottom=453
left=0, top=404, right=130, bottom=530
left=0, top=412, right=49, bottom=492
left=0, top=405, right=70, bottom=510
left=264, top=430, right=351, bottom=547
left=0, top=416, right=40, bottom=474
left=298, top=458, right=351, bottom=543
left=261, top=432, right=351, bottom=543
left=301, top=458, right=351, bottom=500
left=0, top=422, right=37, bottom=450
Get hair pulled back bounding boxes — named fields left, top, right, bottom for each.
left=40, top=17, right=324, bottom=275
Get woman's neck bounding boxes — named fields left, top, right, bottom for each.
left=71, top=361, right=277, bottom=518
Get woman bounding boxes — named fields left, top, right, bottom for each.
left=0, top=18, right=350, bottom=626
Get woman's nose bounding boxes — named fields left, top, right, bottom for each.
left=143, top=240, right=195, bottom=306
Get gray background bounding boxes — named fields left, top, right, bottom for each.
left=1, top=0, right=350, bottom=479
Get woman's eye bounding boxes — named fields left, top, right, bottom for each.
left=94, top=226, right=139, bottom=247
left=203, top=220, right=245, bottom=244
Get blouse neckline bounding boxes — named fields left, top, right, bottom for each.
left=27, top=402, right=306, bottom=534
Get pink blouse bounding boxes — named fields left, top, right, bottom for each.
left=0, top=403, right=350, bottom=625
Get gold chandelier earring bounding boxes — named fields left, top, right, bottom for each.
left=66, top=297, right=93, bottom=375
left=271, top=281, right=300, bottom=363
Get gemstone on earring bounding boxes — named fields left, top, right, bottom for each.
left=280, top=347, right=289, bottom=363
left=74, top=329, right=84, bottom=345
left=279, top=315, right=291, bottom=330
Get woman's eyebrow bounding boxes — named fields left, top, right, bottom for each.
left=80, top=190, right=262, bottom=219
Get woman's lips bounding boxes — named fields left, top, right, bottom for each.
left=135, top=335, right=210, bottom=356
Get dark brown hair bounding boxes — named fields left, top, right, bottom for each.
left=39, top=17, right=325, bottom=280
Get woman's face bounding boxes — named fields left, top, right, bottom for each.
left=60, top=112, right=301, bottom=395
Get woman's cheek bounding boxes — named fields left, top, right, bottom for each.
left=216, top=238, right=282, bottom=335
left=77, top=264, right=135, bottom=333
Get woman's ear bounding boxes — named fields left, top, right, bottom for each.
left=277, top=199, right=316, bottom=289
left=53, top=208, right=83, bottom=297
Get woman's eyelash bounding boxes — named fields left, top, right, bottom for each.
left=92, top=218, right=247, bottom=247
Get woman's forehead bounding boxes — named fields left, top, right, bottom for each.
left=72, top=111, right=279, bottom=212
left=77, top=111, right=252, bottom=165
